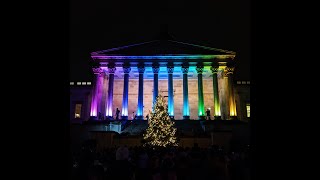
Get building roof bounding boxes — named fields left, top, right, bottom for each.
left=90, top=32, right=237, bottom=77
left=91, top=40, right=236, bottom=57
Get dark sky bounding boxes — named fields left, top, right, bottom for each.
left=70, top=0, right=250, bottom=81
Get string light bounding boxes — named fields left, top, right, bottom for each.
left=143, top=95, right=178, bottom=147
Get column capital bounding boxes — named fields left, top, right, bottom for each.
left=123, top=66, right=131, bottom=74
left=92, top=68, right=104, bottom=75
left=123, top=62, right=131, bottom=73
left=107, top=63, right=116, bottom=74
left=167, top=66, right=174, bottom=74
left=108, top=67, right=116, bottom=74
left=181, top=63, right=189, bottom=74
left=210, top=66, right=219, bottom=74
left=225, top=67, right=235, bottom=77
left=137, top=65, right=145, bottom=74
left=226, top=66, right=235, bottom=72
left=196, top=64, right=204, bottom=74
left=152, top=64, right=160, bottom=74
left=181, top=67, right=189, bottom=74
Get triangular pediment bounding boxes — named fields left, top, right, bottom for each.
left=91, top=40, right=235, bottom=56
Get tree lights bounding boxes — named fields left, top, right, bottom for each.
left=143, top=95, right=178, bottom=147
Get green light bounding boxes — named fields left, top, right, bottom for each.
left=197, top=71, right=205, bottom=118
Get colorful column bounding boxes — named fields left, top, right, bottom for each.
left=106, top=64, right=116, bottom=119
left=196, top=64, right=205, bottom=120
left=167, top=64, right=174, bottom=119
left=226, top=66, right=237, bottom=119
left=152, top=64, right=159, bottom=110
left=100, top=74, right=109, bottom=119
left=182, top=64, right=190, bottom=120
left=210, top=66, right=221, bottom=119
left=121, top=65, right=131, bottom=120
left=90, top=68, right=104, bottom=120
left=136, top=64, right=145, bottom=120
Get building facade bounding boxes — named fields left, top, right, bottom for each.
left=70, top=40, right=250, bottom=123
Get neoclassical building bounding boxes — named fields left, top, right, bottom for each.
left=70, top=39, right=250, bottom=122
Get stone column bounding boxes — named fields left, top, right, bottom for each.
left=210, top=66, right=221, bottom=120
left=167, top=64, right=174, bottom=119
left=100, top=74, right=109, bottom=119
left=152, top=64, right=160, bottom=110
left=196, top=64, right=205, bottom=120
left=182, top=63, right=190, bottom=120
left=106, top=64, right=116, bottom=119
left=121, top=65, right=131, bottom=120
left=218, top=69, right=227, bottom=120
left=89, top=68, right=104, bottom=120
left=136, top=64, right=145, bottom=120
left=225, top=66, right=237, bottom=119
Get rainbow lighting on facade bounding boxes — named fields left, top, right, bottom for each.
left=90, top=40, right=238, bottom=120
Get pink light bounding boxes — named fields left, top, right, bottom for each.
left=90, top=73, right=104, bottom=118
left=90, top=99, right=97, bottom=116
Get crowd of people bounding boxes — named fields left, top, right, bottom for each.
left=71, top=142, right=251, bottom=180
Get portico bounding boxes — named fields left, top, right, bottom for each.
left=89, top=40, right=237, bottom=120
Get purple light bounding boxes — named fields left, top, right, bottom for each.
left=90, top=105, right=97, bottom=116
left=90, top=73, right=104, bottom=118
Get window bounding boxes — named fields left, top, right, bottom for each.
left=75, top=104, right=82, bottom=118
left=82, top=82, right=86, bottom=85
left=237, top=81, right=241, bottom=84
left=70, top=82, right=74, bottom=85
left=242, top=81, right=247, bottom=84
left=77, top=82, right=81, bottom=85
left=247, top=81, right=250, bottom=84
left=246, top=104, right=250, bottom=118
left=87, top=82, right=91, bottom=85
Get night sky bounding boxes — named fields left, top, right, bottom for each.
left=70, top=0, right=250, bottom=81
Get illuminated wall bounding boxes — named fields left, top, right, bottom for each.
left=88, top=65, right=240, bottom=120
left=70, top=86, right=92, bottom=122
left=110, top=78, right=215, bottom=120
left=71, top=78, right=249, bottom=121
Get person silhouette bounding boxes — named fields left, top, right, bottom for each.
left=98, top=112, right=102, bottom=120
left=116, top=108, right=120, bottom=120
left=206, top=108, right=211, bottom=120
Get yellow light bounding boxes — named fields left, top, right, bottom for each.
left=246, top=104, right=250, bottom=117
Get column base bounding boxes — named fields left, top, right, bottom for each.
left=136, top=115, right=144, bottom=120
left=121, top=116, right=128, bottom=120
left=89, top=116, right=98, bottom=121
left=198, top=116, right=206, bottom=120
left=230, top=116, right=238, bottom=120
left=214, top=116, right=222, bottom=120
left=183, top=116, right=190, bottom=120
left=105, top=116, right=114, bottom=120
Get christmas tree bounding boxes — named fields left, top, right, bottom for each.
left=143, top=95, right=178, bottom=147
